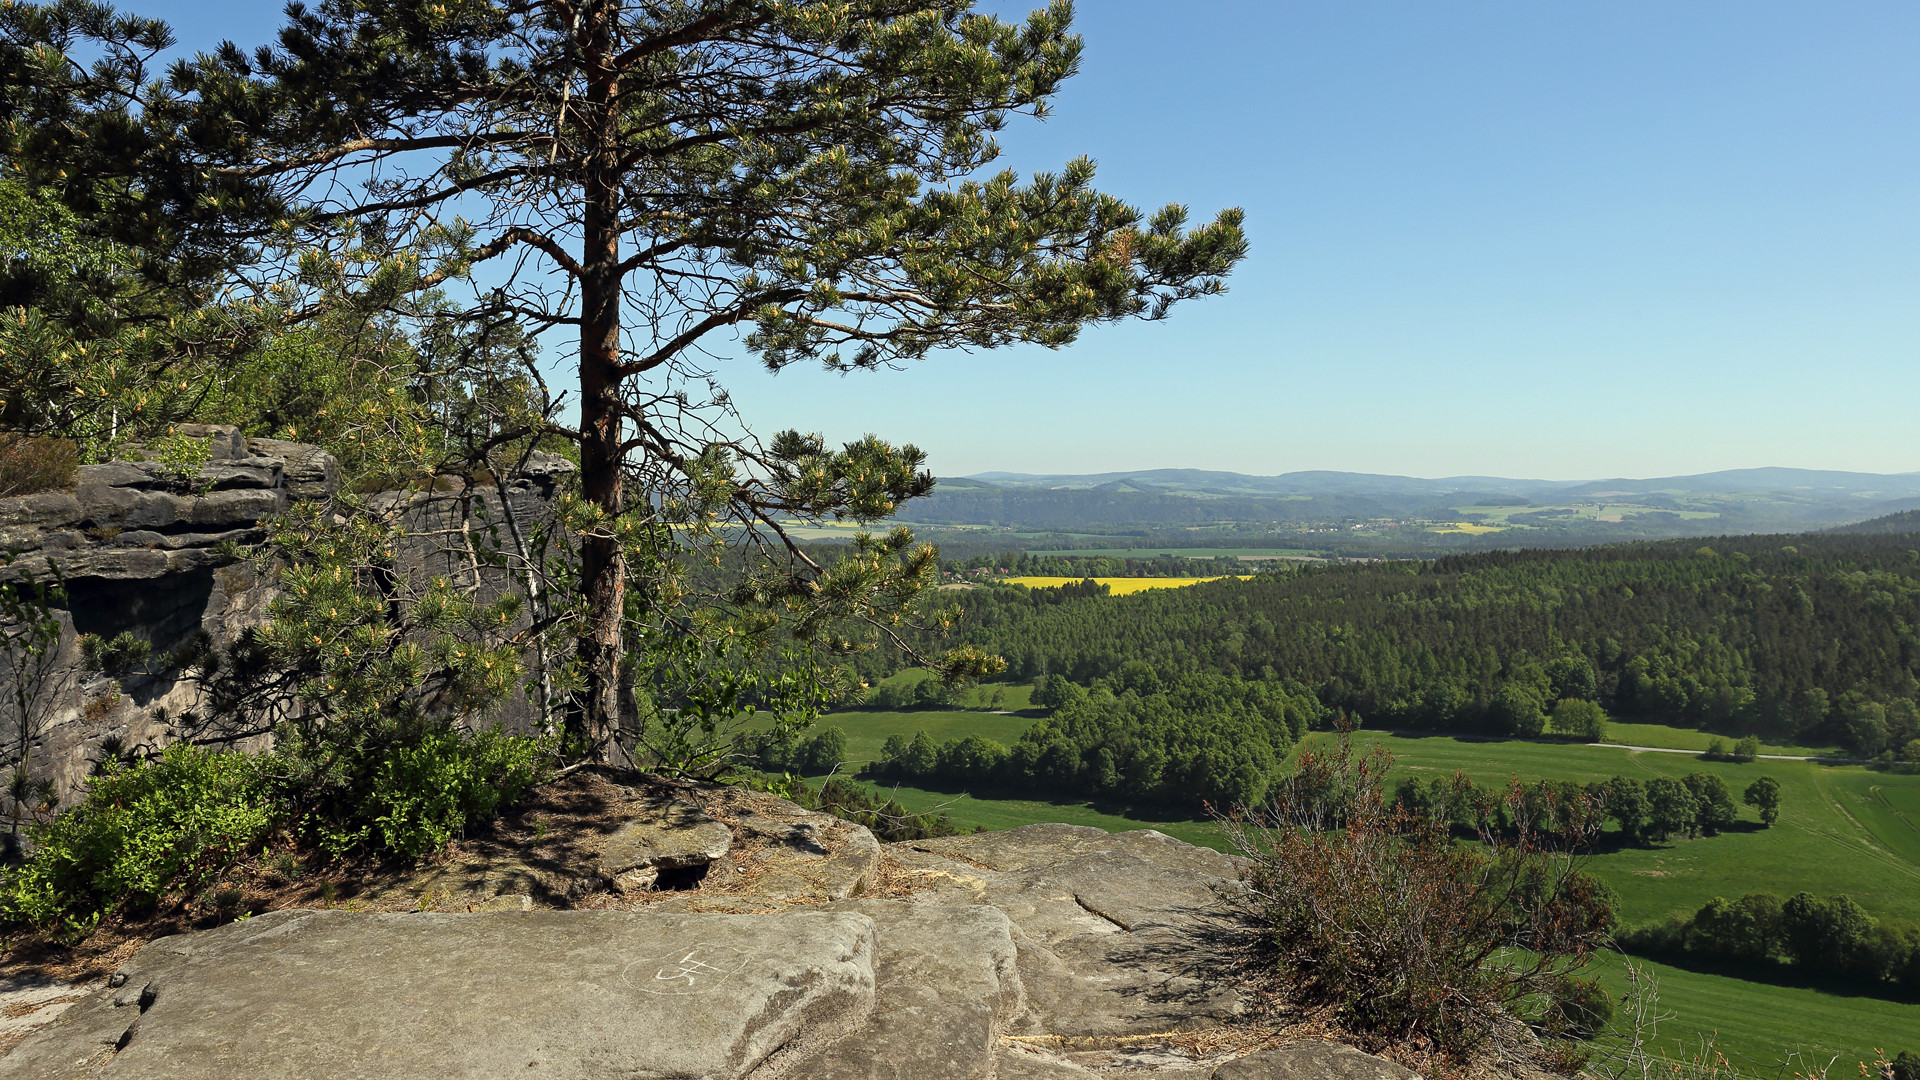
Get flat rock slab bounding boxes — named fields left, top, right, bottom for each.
left=1213, top=1042, right=1422, bottom=1080
left=0, top=976, right=101, bottom=1055
left=803, top=902, right=1024, bottom=1080
left=357, top=856, right=546, bottom=911
left=907, top=824, right=1241, bottom=880
left=891, top=825, right=1246, bottom=1040
left=2, top=908, right=876, bottom=1080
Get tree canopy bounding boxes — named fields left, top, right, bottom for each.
left=3, top=0, right=1246, bottom=765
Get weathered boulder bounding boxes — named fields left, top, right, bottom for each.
left=598, top=798, right=735, bottom=893
left=1, top=908, right=878, bottom=1080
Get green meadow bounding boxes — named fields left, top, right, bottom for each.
left=795, top=698, right=1920, bottom=1065
left=1586, top=953, right=1920, bottom=1071
left=1322, top=731, right=1920, bottom=923
left=1593, top=721, right=1841, bottom=757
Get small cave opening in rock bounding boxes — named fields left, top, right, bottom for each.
left=62, top=570, right=216, bottom=658
left=653, top=863, right=712, bottom=891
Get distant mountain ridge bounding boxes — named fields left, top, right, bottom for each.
left=964, top=466, right=1920, bottom=501
left=896, top=467, right=1920, bottom=542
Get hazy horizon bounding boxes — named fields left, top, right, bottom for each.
left=960, top=464, right=1920, bottom=483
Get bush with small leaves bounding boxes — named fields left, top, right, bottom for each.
left=0, top=744, right=272, bottom=937
left=339, top=728, right=547, bottom=859
left=1548, top=698, right=1608, bottom=741
left=1543, top=974, right=1615, bottom=1040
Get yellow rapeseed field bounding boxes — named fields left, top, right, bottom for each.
left=1431, top=522, right=1505, bottom=534
left=1002, top=576, right=1249, bottom=595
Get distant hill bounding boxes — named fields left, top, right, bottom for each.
left=968, top=466, right=1920, bottom=502
left=897, top=466, right=1920, bottom=548
left=1831, top=509, right=1920, bottom=535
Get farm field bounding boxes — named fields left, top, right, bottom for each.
left=1325, top=731, right=1920, bottom=923
left=1595, top=721, right=1841, bottom=757
left=1024, top=547, right=1325, bottom=559
left=868, top=781, right=1227, bottom=851
left=1586, top=953, right=1920, bottom=1070
left=811, top=707, right=1036, bottom=765
left=1001, top=575, right=1250, bottom=594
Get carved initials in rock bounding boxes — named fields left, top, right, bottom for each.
left=621, top=943, right=751, bottom=996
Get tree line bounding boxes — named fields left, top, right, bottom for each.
left=1621, top=891, right=1920, bottom=998
left=1392, top=772, right=1780, bottom=847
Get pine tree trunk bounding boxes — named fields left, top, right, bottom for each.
left=576, top=0, right=625, bottom=765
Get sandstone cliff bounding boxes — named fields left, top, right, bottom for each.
left=0, top=426, right=573, bottom=804
left=0, top=426, right=342, bottom=800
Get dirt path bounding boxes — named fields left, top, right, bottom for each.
left=1589, top=742, right=1862, bottom=764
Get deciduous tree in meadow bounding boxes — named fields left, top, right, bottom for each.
left=1742, top=774, right=1781, bottom=826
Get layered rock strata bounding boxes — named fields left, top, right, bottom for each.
left=0, top=426, right=342, bottom=800
left=0, top=428, right=575, bottom=803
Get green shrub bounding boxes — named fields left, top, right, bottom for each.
left=1543, top=975, right=1614, bottom=1040
left=0, top=435, right=78, bottom=498
left=0, top=744, right=272, bottom=936
left=1224, top=733, right=1615, bottom=1061
left=1548, top=698, right=1608, bottom=741
left=346, top=729, right=546, bottom=858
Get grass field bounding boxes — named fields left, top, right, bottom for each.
left=1001, top=575, right=1251, bottom=594
left=1586, top=953, right=1920, bottom=1070
left=813, top=707, right=1036, bottom=764
left=1596, top=721, right=1841, bottom=757
left=1325, top=731, right=1920, bottom=923
left=868, top=781, right=1228, bottom=851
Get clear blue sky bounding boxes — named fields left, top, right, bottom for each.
left=142, top=1, right=1919, bottom=480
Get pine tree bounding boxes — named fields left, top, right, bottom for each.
left=6, top=1, right=1245, bottom=762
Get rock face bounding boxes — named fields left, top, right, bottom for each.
left=0, top=425, right=335, bottom=585
left=0, top=426, right=341, bottom=804
left=0, top=427, right=574, bottom=805
left=1, top=817, right=1425, bottom=1079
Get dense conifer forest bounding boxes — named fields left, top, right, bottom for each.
left=920, top=532, right=1920, bottom=756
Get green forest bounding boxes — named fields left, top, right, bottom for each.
left=918, top=533, right=1920, bottom=758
